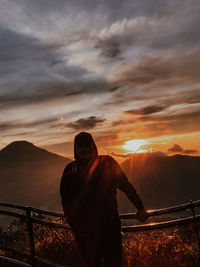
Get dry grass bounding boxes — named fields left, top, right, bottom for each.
left=1, top=219, right=200, bottom=266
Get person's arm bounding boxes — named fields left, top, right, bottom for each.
left=60, top=163, right=81, bottom=221
left=110, top=157, right=149, bottom=222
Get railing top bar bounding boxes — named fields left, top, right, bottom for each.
left=30, top=213, right=200, bottom=232
left=36, top=256, right=70, bottom=267
left=0, top=202, right=27, bottom=210
left=31, top=216, right=71, bottom=230
left=27, top=212, right=200, bottom=232
left=0, top=199, right=200, bottom=219
left=120, top=199, right=200, bottom=219
left=30, top=206, right=65, bottom=217
left=0, top=255, right=31, bottom=267
left=122, top=214, right=200, bottom=232
left=0, top=209, right=27, bottom=220
left=0, top=201, right=65, bottom=217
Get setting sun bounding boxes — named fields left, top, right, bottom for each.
left=123, top=139, right=149, bottom=153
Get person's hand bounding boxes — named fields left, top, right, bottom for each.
left=136, top=208, right=149, bottom=223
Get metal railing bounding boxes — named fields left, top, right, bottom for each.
left=0, top=200, right=200, bottom=267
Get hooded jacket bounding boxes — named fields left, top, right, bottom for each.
left=60, top=132, right=144, bottom=227
left=60, top=132, right=144, bottom=266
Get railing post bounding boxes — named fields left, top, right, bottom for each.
left=26, top=207, right=36, bottom=267
left=190, top=200, right=200, bottom=261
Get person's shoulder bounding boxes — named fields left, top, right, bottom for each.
left=99, top=155, right=112, bottom=160
left=62, top=161, right=77, bottom=176
left=60, top=161, right=77, bottom=187
left=98, top=155, right=116, bottom=164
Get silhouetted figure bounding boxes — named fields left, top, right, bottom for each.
left=60, top=132, right=148, bottom=267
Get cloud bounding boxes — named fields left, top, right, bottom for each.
left=0, top=0, right=200, bottom=151
left=167, top=144, right=198, bottom=154
left=0, top=117, right=58, bottom=132
left=113, top=52, right=200, bottom=88
left=0, top=81, right=84, bottom=109
left=95, top=39, right=122, bottom=59
left=125, top=105, right=165, bottom=115
left=112, top=151, right=166, bottom=158
left=111, top=118, right=137, bottom=127
left=0, top=78, right=119, bottom=111
left=0, top=25, right=92, bottom=94
left=66, top=116, right=106, bottom=130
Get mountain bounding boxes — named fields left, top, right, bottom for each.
left=0, top=141, right=71, bottom=211
left=118, top=153, right=200, bottom=211
left=0, top=142, right=199, bottom=213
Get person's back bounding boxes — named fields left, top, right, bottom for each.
left=60, top=132, right=148, bottom=267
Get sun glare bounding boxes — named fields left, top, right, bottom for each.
left=123, top=139, right=149, bottom=153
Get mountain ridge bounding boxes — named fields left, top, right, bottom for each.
left=0, top=140, right=69, bottom=162
left=0, top=141, right=200, bottom=212
left=0, top=140, right=71, bottom=211
left=118, top=153, right=200, bottom=211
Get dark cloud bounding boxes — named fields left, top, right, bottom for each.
left=0, top=79, right=116, bottom=110
left=95, top=39, right=122, bottom=59
left=116, top=52, right=200, bottom=87
left=66, top=116, right=105, bottom=130
left=144, top=110, right=200, bottom=135
left=172, top=110, right=200, bottom=120
left=0, top=25, right=92, bottom=94
left=110, top=108, right=200, bottom=139
left=127, top=109, right=200, bottom=124
left=181, top=90, right=200, bottom=105
left=125, top=105, right=165, bottom=115
left=168, top=144, right=198, bottom=154
left=111, top=119, right=137, bottom=127
left=92, top=0, right=200, bottom=70
left=0, top=0, right=200, bottom=149
left=0, top=82, right=80, bottom=109
left=168, top=144, right=184, bottom=153
left=0, top=117, right=57, bottom=132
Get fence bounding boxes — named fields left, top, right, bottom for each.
left=0, top=200, right=200, bottom=267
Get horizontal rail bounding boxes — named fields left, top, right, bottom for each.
left=1, top=200, right=200, bottom=220
left=0, top=209, right=27, bottom=220
left=0, top=200, right=200, bottom=232
left=120, top=199, right=200, bottom=219
left=36, top=256, right=69, bottom=267
left=30, top=206, right=64, bottom=218
left=0, top=247, right=30, bottom=258
left=122, top=215, right=200, bottom=232
left=0, top=202, right=27, bottom=211
left=31, top=217, right=71, bottom=230
left=0, top=255, right=31, bottom=267
left=1, top=200, right=200, bottom=267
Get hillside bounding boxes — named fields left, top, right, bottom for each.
left=0, top=142, right=200, bottom=213
left=118, top=153, right=200, bottom=211
left=0, top=141, right=71, bottom=211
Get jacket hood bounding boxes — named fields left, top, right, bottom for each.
left=74, top=132, right=98, bottom=162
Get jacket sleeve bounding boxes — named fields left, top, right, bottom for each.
left=110, top=157, right=145, bottom=210
left=60, top=162, right=80, bottom=220
left=60, top=163, right=74, bottom=205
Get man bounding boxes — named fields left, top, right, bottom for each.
left=60, top=132, right=148, bottom=267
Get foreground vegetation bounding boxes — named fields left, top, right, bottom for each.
left=0, top=218, right=199, bottom=267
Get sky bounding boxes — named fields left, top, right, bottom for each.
left=0, top=0, right=200, bottom=159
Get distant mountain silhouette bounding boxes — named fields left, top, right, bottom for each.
left=0, top=141, right=71, bottom=211
left=118, top=153, right=200, bottom=211
left=0, top=142, right=199, bottom=213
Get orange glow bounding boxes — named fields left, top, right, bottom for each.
left=122, top=139, right=149, bottom=153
